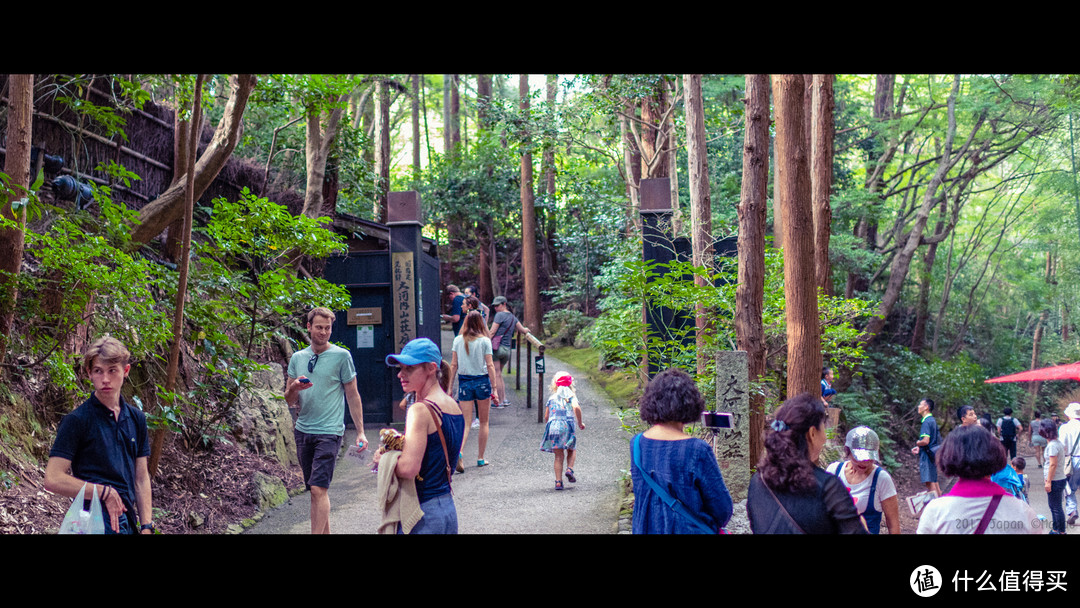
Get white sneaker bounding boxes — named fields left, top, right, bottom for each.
left=472, top=418, right=480, bottom=429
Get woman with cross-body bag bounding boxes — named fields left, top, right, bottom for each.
left=748, top=393, right=867, bottom=534
left=630, top=368, right=732, bottom=534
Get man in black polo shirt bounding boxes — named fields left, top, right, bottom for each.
left=45, top=336, right=154, bottom=534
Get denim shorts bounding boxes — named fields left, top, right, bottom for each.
left=457, top=374, right=492, bottom=402
left=399, top=492, right=458, bottom=534
left=295, top=430, right=342, bottom=490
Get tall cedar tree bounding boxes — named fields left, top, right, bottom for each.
left=773, top=74, right=822, bottom=398
left=738, top=74, right=770, bottom=464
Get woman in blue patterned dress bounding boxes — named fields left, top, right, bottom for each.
left=540, top=372, right=584, bottom=490
left=631, top=368, right=732, bottom=534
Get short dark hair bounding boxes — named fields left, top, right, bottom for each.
left=937, top=425, right=1007, bottom=480
left=1012, top=456, right=1026, bottom=472
left=821, top=366, right=832, bottom=379
left=1003, top=407, right=1013, bottom=416
left=922, top=398, right=935, bottom=412
left=957, top=405, right=974, bottom=423
left=639, top=368, right=705, bottom=426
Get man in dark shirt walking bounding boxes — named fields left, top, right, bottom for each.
left=911, top=398, right=941, bottom=495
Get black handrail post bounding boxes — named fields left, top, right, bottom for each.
left=526, top=340, right=533, bottom=409
left=536, top=345, right=545, bottom=422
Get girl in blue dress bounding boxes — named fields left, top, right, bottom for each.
left=540, top=372, right=585, bottom=490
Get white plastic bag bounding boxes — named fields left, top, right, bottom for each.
left=59, top=483, right=105, bottom=535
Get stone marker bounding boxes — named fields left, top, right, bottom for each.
left=712, top=351, right=750, bottom=502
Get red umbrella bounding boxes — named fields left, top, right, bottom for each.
left=984, top=362, right=1080, bottom=384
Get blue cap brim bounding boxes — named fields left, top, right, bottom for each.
left=386, top=354, right=423, bottom=367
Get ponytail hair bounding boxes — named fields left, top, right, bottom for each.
left=757, top=392, right=827, bottom=494
left=437, top=360, right=451, bottom=393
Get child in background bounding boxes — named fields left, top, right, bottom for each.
left=540, top=372, right=585, bottom=490
left=1012, top=456, right=1030, bottom=503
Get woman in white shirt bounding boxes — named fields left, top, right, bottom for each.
left=826, top=426, right=900, bottom=534
left=449, top=311, right=499, bottom=468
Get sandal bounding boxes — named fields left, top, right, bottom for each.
left=456, top=453, right=465, bottom=473
left=565, top=468, right=576, bottom=483
left=477, top=459, right=489, bottom=467
left=555, top=480, right=563, bottom=490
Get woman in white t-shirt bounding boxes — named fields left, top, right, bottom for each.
left=449, top=311, right=499, bottom=468
left=826, top=426, right=900, bottom=534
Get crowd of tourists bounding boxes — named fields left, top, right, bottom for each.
left=42, top=281, right=1080, bottom=535
left=633, top=371, right=1077, bottom=535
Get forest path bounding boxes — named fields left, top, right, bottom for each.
left=246, top=330, right=629, bottom=534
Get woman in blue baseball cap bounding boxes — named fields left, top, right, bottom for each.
left=382, top=338, right=463, bottom=533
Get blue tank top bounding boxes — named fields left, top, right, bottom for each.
left=416, top=408, right=463, bottom=503
left=834, top=464, right=883, bottom=534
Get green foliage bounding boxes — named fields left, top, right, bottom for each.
left=0, top=470, right=18, bottom=490
left=589, top=240, right=878, bottom=413
left=172, top=189, right=350, bottom=449
left=3, top=188, right=173, bottom=406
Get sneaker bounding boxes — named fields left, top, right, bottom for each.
left=1068, top=513, right=1078, bottom=526
left=471, top=418, right=480, bottom=429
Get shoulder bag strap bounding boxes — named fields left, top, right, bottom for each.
left=974, top=494, right=1003, bottom=535
left=422, top=399, right=453, bottom=492
left=632, top=435, right=715, bottom=534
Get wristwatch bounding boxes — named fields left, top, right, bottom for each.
left=140, top=522, right=156, bottom=533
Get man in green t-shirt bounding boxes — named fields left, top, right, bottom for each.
left=285, top=307, right=366, bottom=534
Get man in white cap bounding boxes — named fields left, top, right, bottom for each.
left=1058, top=402, right=1080, bottom=525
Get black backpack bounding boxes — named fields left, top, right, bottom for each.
left=1000, top=417, right=1016, bottom=439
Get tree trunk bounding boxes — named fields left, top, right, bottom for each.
left=477, top=74, right=493, bottom=130
left=685, top=74, right=713, bottom=378
left=863, top=76, right=970, bottom=341
left=411, top=74, right=421, bottom=186
left=0, top=74, right=33, bottom=367
left=374, top=79, right=391, bottom=223
left=811, top=74, right=834, bottom=296
left=130, top=74, right=256, bottom=247
left=476, top=74, right=496, bottom=303
left=621, top=98, right=642, bottom=235
left=541, top=74, right=559, bottom=286
left=151, top=74, right=206, bottom=476
left=773, top=74, right=821, bottom=398
left=846, top=74, right=895, bottom=298
left=301, top=87, right=350, bottom=220
left=519, top=75, right=543, bottom=337
left=449, top=75, right=461, bottom=159
left=639, top=80, right=670, bottom=180
left=1028, top=309, right=1050, bottom=414
left=737, top=74, right=770, bottom=468
left=912, top=194, right=948, bottom=353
